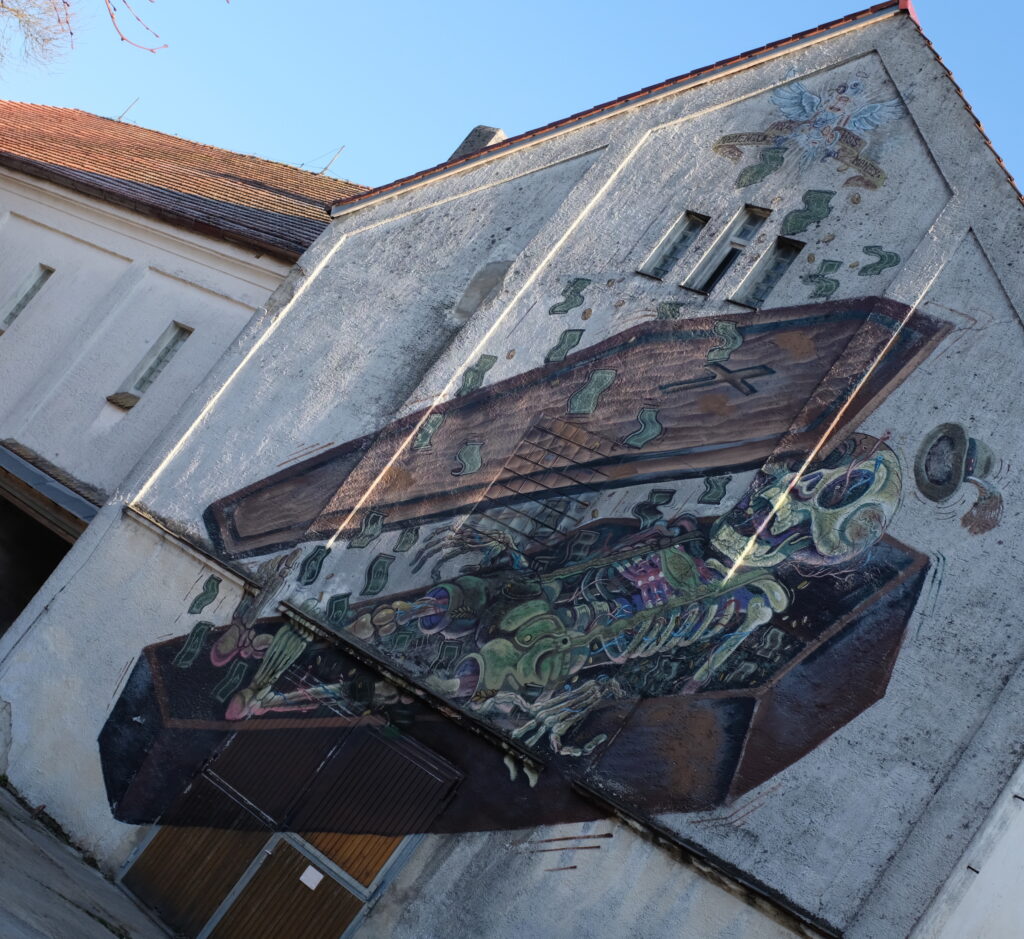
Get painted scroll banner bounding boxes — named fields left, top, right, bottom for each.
left=715, top=123, right=888, bottom=188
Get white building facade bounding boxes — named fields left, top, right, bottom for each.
left=0, top=102, right=363, bottom=637
left=0, top=163, right=287, bottom=499
left=1, top=5, right=1022, bottom=937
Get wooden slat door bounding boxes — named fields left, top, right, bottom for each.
left=301, top=831, right=403, bottom=889
left=121, top=775, right=271, bottom=937
left=208, top=840, right=363, bottom=939
left=122, top=723, right=462, bottom=937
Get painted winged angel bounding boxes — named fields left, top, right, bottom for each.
left=770, top=76, right=906, bottom=169
left=716, top=72, right=906, bottom=188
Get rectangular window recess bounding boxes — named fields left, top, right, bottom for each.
left=736, top=237, right=805, bottom=308
left=639, top=212, right=709, bottom=279
left=684, top=207, right=769, bottom=295
left=1, top=264, right=54, bottom=329
left=112, top=321, right=193, bottom=406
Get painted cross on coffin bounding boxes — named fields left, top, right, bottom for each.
left=660, top=362, right=775, bottom=396
left=201, top=299, right=950, bottom=558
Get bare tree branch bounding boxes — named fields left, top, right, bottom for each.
left=0, top=0, right=229, bottom=63
left=117, top=0, right=163, bottom=42
left=103, top=0, right=165, bottom=52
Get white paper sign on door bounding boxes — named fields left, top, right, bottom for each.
left=300, top=865, right=324, bottom=890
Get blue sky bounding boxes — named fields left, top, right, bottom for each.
left=2, top=1, right=1020, bottom=190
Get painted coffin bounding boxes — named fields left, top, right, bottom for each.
left=101, top=533, right=928, bottom=829
left=102, top=297, right=952, bottom=833
left=100, top=621, right=601, bottom=833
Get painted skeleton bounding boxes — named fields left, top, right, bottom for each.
left=214, top=435, right=902, bottom=758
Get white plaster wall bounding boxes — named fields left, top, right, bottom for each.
left=0, top=507, right=246, bottom=866
left=130, top=148, right=605, bottom=524
left=913, top=761, right=1024, bottom=939
left=63, top=12, right=1023, bottom=936
left=0, top=169, right=289, bottom=494
left=357, top=819, right=802, bottom=939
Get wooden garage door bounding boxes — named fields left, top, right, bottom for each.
left=121, top=775, right=271, bottom=937
left=209, top=839, right=364, bottom=939
left=122, top=724, right=461, bottom=938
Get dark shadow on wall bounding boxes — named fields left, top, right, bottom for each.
left=0, top=496, right=70, bottom=636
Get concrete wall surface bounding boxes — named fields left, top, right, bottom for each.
left=355, top=819, right=803, bottom=939
left=3, top=8, right=1024, bottom=939
left=912, top=759, right=1024, bottom=939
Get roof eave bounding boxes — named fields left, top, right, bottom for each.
left=0, top=151, right=315, bottom=262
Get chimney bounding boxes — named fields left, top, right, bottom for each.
left=449, top=125, right=508, bottom=161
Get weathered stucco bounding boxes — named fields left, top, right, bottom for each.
left=2, top=7, right=1023, bottom=937
left=357, top=820, right=804, bottom=939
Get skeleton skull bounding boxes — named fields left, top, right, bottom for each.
left=710, top=435, right=902, bottom=569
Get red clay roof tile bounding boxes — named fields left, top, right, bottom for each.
left=0, top=101, right=367, bottom=260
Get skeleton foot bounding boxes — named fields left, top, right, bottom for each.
left=225, top=685, right=322, bottom=720
left=225, top=678, right=356, bottom=720
left=248, top=625, right=309, bottom=690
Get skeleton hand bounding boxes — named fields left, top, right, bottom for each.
left=411, top=524, right=526, bottom=581
left=475, top=678, right=624, bottom=757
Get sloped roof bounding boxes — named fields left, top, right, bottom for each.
left=0, top=101, right=367, bottom=260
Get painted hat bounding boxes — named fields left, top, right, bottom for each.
left=914, top=423, right=993, bottom=502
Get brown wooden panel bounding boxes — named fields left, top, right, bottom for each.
left=210, top=840, right=363, bottom=939
left=301, top=831, right=402, bottom=887
left=122, top=777, right=270, bottom=936
left=210, top=727, right=343, bottom=824
left=287, top=728, right=461, bottom=835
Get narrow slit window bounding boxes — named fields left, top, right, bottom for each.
left=685, top=207, right=768, bottom=295
left=737, top=237, right=804, bottom=308
left=133, top=324, right=191, bottom=394
left=108, top=322, right=192, bottom=410
left=1, top=264, right=53, bottom=332
left=640, top=212, right=708, bottom=279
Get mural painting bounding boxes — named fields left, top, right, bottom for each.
left=101, top=295, right=956, bottom=834
left=914, top=422, right=1004, bottom=534
left=714, top=71, right=906, bottom=189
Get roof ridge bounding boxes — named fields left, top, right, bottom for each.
left=330, top=1, right=905, bottom=213
left=0, top=99, right=367, bottom=191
